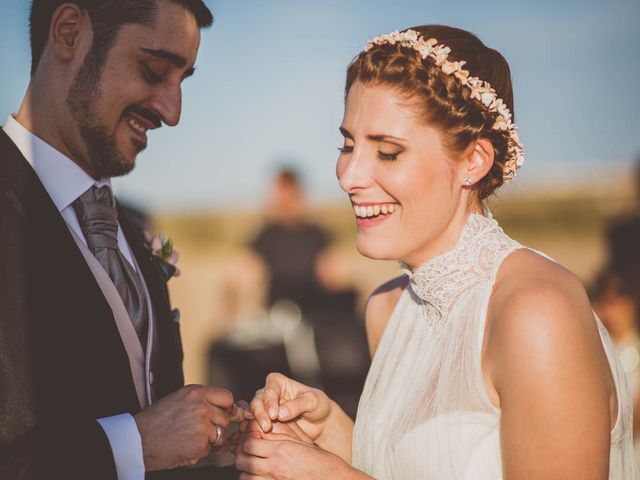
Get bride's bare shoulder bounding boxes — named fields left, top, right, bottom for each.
left=486, top=247, right=610, bottom=396
left=492, top=248, right=590, bottom=312
left=364, top=276, right=409, bottom=355
left=485, top=250, right=616, bottom=473
left=489, top=248, right=594, bottom=333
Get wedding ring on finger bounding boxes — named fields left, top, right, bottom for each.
left=211, top=424, right=224, bottom=446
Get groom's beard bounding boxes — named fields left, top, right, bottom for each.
left=67, top=49, right=145, bottom=178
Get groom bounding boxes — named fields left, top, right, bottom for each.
left=0, top=1, right=239, bottom=479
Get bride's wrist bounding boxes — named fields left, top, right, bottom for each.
left=314, top=400, right=353, bottom=462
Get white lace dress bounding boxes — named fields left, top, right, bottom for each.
left=352, top=214, right=637, bottom=479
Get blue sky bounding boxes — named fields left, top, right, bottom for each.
left=1, top=0, right=639, bottom=212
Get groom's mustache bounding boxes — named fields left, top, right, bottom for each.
left=125, top=105, right=162, bottom=129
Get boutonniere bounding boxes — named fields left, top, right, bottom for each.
left=147, top=234, right=181, bottom=282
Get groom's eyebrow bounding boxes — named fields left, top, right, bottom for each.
left=140, top=47, right=196, bottom=78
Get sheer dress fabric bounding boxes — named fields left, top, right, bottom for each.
left=352, top=214, right=637, bottom=479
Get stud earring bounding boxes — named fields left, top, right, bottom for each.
left=463, top=177, right=472, bottom=186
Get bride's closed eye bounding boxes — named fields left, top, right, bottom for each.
left=337, top=145, right=353, bottom=154
left=377, top=150, right=401, bottom=161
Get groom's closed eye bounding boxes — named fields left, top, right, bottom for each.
left=142, top=65, right=163, bottom=85
left=139, top=47, right=196, bottom=80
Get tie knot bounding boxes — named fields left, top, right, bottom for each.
left=73, top=185, right=119, bottom=251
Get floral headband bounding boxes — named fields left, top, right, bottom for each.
left=365, top=29, right=524, bottom=183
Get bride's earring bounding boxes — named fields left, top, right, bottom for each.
left=463, top=177, right=472, bottom=186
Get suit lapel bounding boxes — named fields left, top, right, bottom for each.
left=118, top=209, right=185, bottom=396
left=0, top=130, right=142, bottom=416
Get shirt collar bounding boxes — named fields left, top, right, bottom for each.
left=3, top=114, right=111, bottom=213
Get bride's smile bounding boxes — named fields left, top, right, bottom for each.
left=336, top=81, right=485, bottom=269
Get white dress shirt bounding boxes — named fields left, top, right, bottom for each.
left=3, top=115, right=146, bottom=480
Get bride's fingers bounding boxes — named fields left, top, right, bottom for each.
left=235, top=448, right=270, bottom=474
left=283, top=420, right=314, bottom=444
left=242, top=435, right=297, bottom=457
left=261, top=385, right=281, bottom=421
left=267, top=420, right=312, bottom=443
left=250, top=391, right=273, bottom=433
left=243, top=420, right=262, bottom=433
left=239, top=474, right=263, bottom=480
left=277, top=390, right=318, bottom=421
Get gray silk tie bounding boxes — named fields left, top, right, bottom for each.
left=73, top=185, right=149, bottom=349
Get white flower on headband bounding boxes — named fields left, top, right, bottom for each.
left=364, top=29, right=525, bottom=183
left=441, top=60, right=466, bottom=75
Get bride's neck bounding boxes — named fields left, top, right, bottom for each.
left=402, top=202, right=483, bottom=271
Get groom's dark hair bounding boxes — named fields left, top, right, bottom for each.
left=29, top=0, right=213, bottom=76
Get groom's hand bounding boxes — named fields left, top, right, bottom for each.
left=134, top=384, right=239, bottom=471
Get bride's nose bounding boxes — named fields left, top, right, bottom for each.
left=337, top=148, right=375, bottom=193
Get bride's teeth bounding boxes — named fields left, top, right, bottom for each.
left=353, top=203, right=399, bottom=218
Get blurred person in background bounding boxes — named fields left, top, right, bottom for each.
left=250, top=167, right=330, bottom=314
left=606, top=155, right=640, bottom=298
left=208, top=167, right=369, bottom=418
left=591, top=270, right=640, bottom=462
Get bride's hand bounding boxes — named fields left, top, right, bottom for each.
left=241, top=418, right=314, bottom=444
left=235, top=433, right=358, bottom=480
left=249, top=373, right=333, bottom=442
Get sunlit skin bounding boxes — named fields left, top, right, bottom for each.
left=239, top=81, right=620, bottom=480
left=15, top=0, right=201, bottom=179
left=336, top=81, right=481, bottom=269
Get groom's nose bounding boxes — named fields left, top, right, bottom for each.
left=150, top=83, right=182, bottom=127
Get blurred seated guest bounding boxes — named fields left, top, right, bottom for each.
left=591, top=269, right=640, bottom=464
left=208, top=167, right=369, bottom=418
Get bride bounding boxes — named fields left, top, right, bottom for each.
left=233, top=25, right=637, bottom=479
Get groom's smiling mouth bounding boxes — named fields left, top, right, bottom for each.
left=124, top=107, right=162, bottom=144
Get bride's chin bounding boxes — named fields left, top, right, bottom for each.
left=355, top=241, right=397, bottom=262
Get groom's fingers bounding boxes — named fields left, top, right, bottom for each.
left=203, top=386, right=234, bottom=409
left=229, top=403, right=248, bottom=423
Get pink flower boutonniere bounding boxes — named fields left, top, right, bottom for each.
left=147, top=234, right=181, bottom=282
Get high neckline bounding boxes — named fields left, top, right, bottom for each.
left=402, top=213, right=520, bottom=319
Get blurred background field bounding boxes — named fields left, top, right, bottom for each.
left=154, top=172, right=638, bottom=385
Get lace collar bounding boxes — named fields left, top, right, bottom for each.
left=402, top=213, right=521, bottom=320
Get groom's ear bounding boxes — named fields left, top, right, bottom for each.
left=49, top=3, right=91, bottom=64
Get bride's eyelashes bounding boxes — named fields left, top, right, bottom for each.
left=337, top=145, right=402, bottom=161
left=377, top=150, right=401, bottom=161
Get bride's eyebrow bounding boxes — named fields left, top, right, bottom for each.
left=367, top=134, right=407, bottom=144
left=339, top=126, right=406, bottom=142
